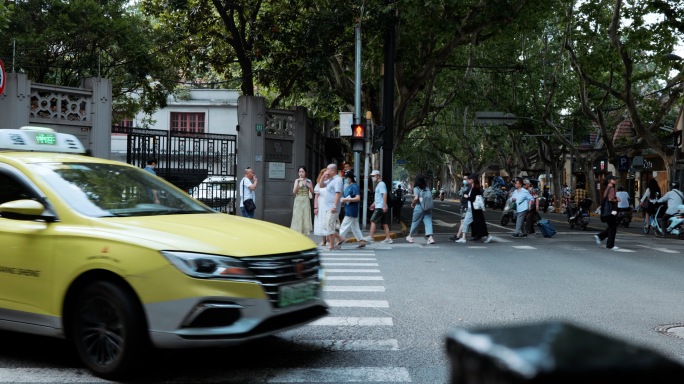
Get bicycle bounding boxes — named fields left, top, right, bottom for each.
left=643, top=213, right=657, bottom=234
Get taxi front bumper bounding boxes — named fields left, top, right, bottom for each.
left=145, top=296, right=328, bottom=348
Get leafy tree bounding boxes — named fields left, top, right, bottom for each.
left=0, top=0, right=180, bottom=122
left=141, top=0, right=356, bottom=117
left=0, top=0, right=11, bottom=31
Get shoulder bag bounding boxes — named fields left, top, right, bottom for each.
left=242, top=179, right=256, bottom=213
left=599, top=186, right=613, bottom=222
left=473, top=194, right=485, bottom=211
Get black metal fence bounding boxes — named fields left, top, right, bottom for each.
left=111, top=126, right=238, bottom=213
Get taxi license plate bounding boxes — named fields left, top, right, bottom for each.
left=278, top=281, right=317, bottom=307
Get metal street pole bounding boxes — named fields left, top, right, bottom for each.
left=382, top=4, right=396, bottom=226
left=354, top=12, right=362, bottom=180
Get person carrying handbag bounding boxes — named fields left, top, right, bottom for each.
left=240, top=167, right=258, bottom=218
left=595, top=175, right=619, bottom=250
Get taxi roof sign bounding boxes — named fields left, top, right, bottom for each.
left=0, top=127, right=86, bottom=154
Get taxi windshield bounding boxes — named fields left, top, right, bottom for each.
left=30, top=162, right=214, bottom=217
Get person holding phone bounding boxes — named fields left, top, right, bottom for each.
left=290, top=166, right=314, bottom=234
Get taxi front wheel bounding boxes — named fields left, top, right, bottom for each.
left=71, top=281, right=148, bottom=380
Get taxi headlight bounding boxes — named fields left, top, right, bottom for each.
left=161, top=251, right=254, bottom=279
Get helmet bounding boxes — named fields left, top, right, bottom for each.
left=672, top=181, right=680, bottom=190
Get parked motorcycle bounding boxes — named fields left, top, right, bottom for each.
left=568, top=198, right=592, bottom=231
left=653, top=204, right=684, bottom=239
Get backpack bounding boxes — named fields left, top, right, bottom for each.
left=420, top=189, right=434, bottom=211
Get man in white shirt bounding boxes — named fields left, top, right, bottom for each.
left=510, top=177, right=533, bottom=237
left=323, top=163, right=345, bottom=249
left=239, top=167, right=258, bottom=218
left=368, top=170, right=392, bottom=243
left=616, top=186, right=631, bottom=210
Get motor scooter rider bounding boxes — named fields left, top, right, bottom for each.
left=616, top=186, right=630, bottom=211
left=656, top=182, right=684, bottom=231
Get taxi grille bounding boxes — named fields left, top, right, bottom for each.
left=242, top=250, right=321, bottom=308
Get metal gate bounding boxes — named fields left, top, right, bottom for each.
left=111, top=126, right=238, bottom=214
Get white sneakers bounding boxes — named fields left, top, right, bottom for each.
left=427, top=237, right=435, bottom=244
left=455, top=238, right=466, bottom=243
left=484, top=235, right=493, bottom=243
left=382, top=239, right=393, bottom=244
left=405, top=236, right=414, bottom=243
left=594, top=235, right=602, bottom=246
left=611, top=246, right=620, bottom=251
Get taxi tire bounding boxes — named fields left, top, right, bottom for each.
left=71, top=281, right=148, bottom=380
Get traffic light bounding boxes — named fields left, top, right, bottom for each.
left=352, top=123, right=365, bottom=139
left=351, top=123, right=365, bottom=152
left=373, top=125, right=385, bottom=153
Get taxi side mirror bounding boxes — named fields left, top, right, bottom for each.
left=0, top=199, right=54, bottom=222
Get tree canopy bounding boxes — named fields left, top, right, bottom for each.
left=0, top=0, right=181, bottom=121
left=2, top=0, right=683, bottom=186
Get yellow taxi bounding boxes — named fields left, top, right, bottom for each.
left=0, top=127, right=327, bottom=380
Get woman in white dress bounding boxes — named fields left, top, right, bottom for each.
left=313, top=168, right=329, bottom=246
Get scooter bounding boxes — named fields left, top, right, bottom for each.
left=439, top=190, right=445, bottom=201
left=617, top=206, right=633, bottom=228
left=500, top=197, right=517, bottom=226
left=492, top=188, right=507, bottom=210
left=568, top=198, right=592, bottom=230
left=653, top=204, right=684, bottom=239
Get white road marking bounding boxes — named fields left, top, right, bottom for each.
left=325, top=269, right=381, bottom=273
left=325, top=300, right=389, bottom=308
left=324, top=286, right=386, bottom=292
left=310, top=317, right=393, bottom=326
left=0, top=369, right=106, bottom=382
left=432, top=219, right=457, bottom=227
left=322, top=263, right=379, bottom=266
left=637, top=245, right=679, bottom=254
left=321, top=257, right=377, bottom=261
left=512, top=245, right=537, bottom=250
left=288, top=339, right=400, bottom=351
left=238, top=367, right=412, bottom=382
left=161, top=368, right=412, bottom=383
left=325, top=276, right=384, bottom=280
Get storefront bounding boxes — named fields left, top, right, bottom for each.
left=634, top=155, right=667, bottom=202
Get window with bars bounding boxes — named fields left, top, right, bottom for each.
left=171, top=112, right=206, bottom=133
left=115, top=118, right=134, bottom=128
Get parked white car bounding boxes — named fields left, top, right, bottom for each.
left=191, top=176, right=236, bottom=213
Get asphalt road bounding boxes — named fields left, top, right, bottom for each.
left=1, top=199, right=683, bottom=383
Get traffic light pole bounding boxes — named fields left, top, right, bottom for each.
left=382, top=8, right=396, bottom=226
left=353, top=12, right=362, bottom=180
